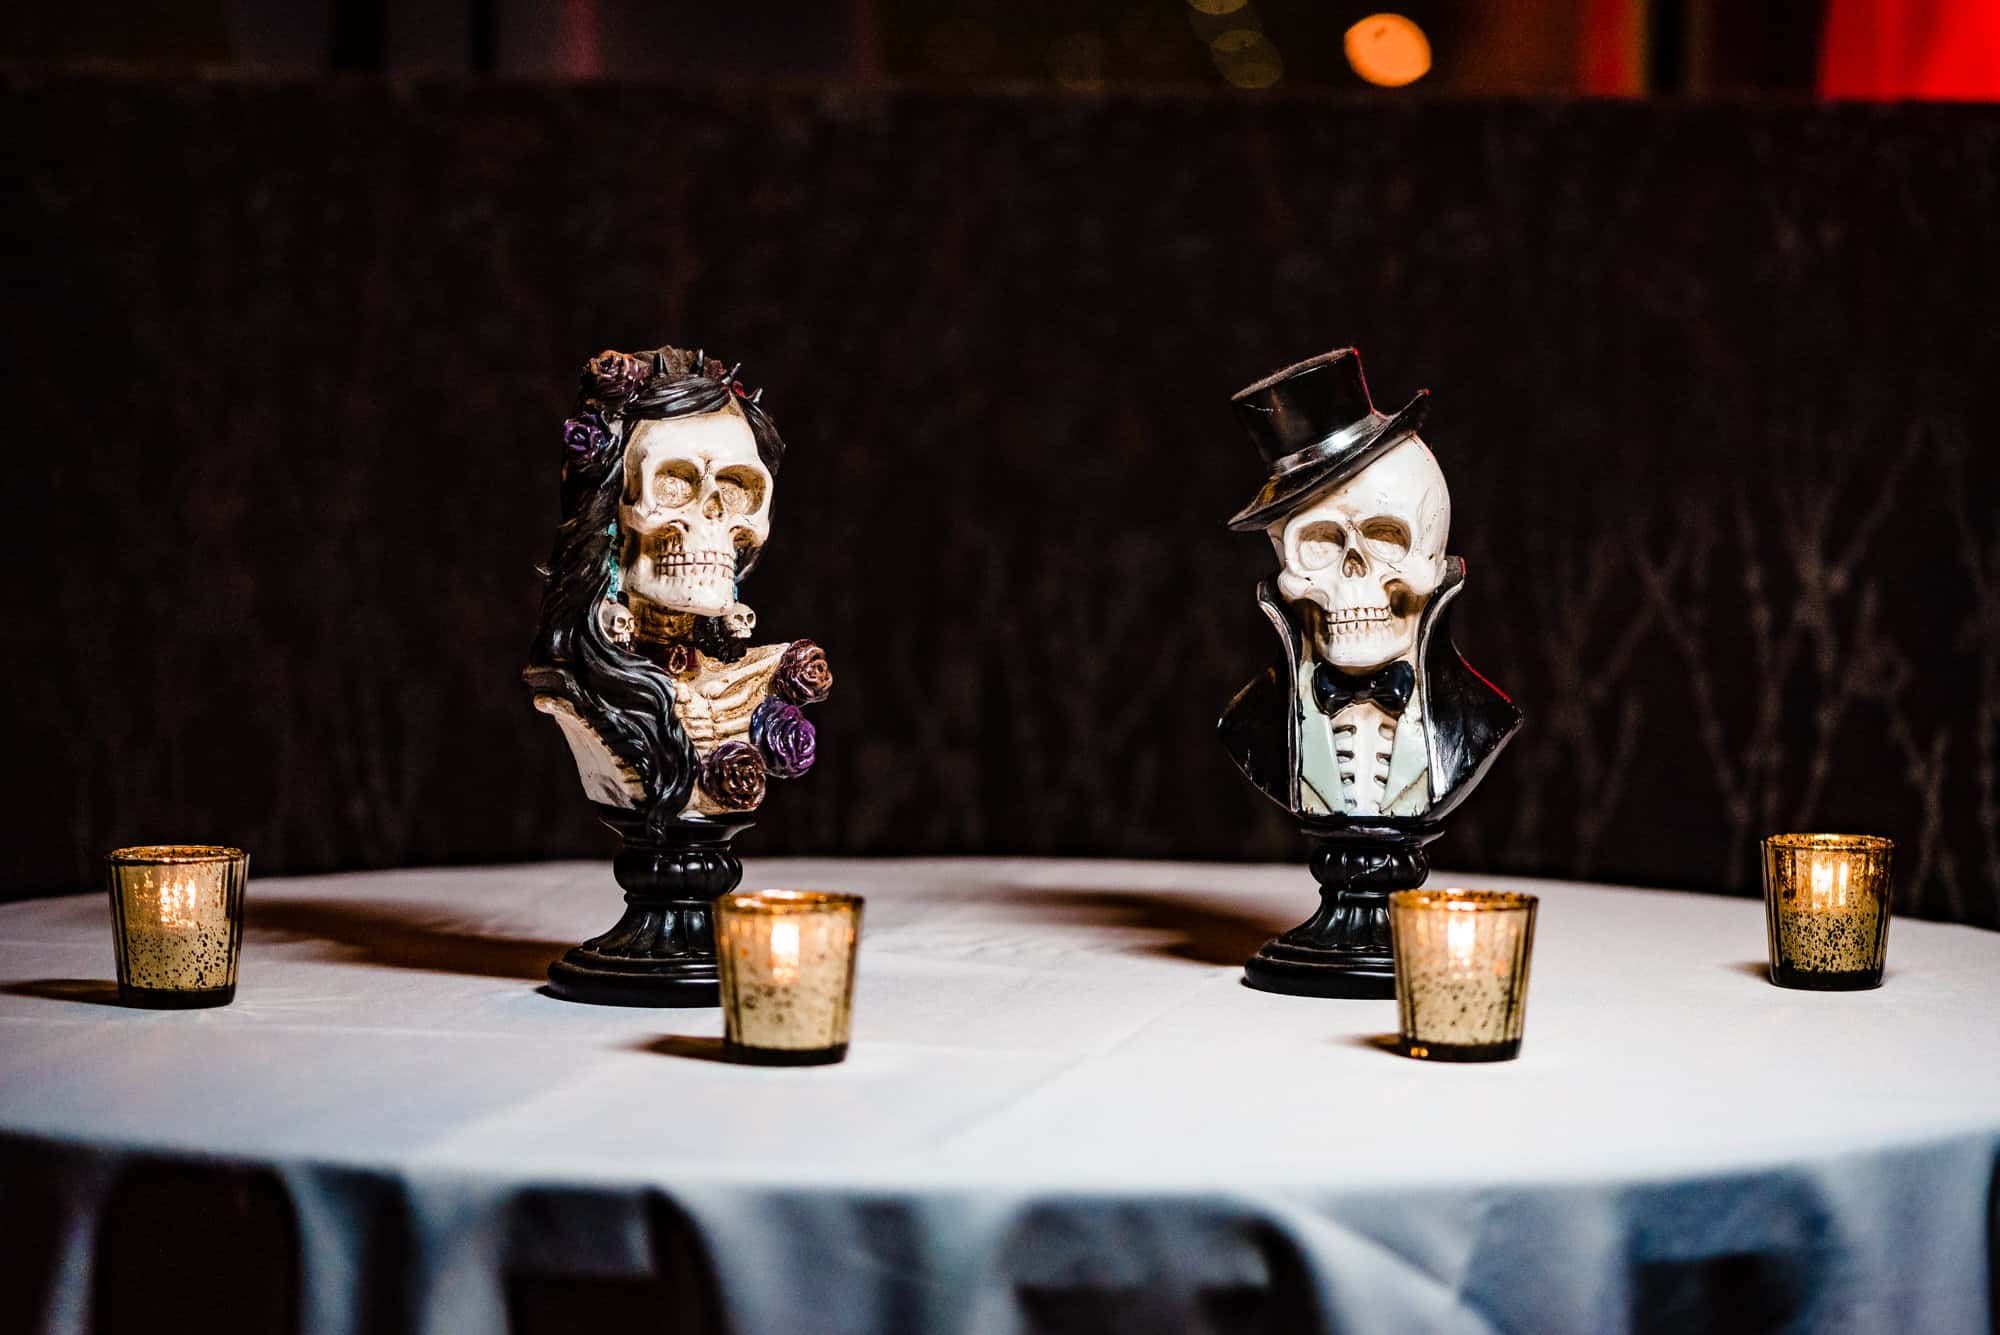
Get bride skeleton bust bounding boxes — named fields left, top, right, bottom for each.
left=526, top=346, right=830, bottom=828
left=524, top=346, right=831, bottom=1005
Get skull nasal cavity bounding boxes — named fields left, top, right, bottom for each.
left=1342, top=546, right=1367, bottom=577
left=703, top=491, right=725, bottom=520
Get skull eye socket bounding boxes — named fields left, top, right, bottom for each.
left=1360, top=518, right=1411, bottom=562
left=654, top=462, right=699, bottom=509
left=714, top=466, right=767, bottom=518
left=1294, top=522, right=1344, bottom=571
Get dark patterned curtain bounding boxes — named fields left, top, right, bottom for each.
left=4, top=77, right=1996, bottom=925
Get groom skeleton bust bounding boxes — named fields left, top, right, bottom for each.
left=1219, top=349, right=1518, bottom=826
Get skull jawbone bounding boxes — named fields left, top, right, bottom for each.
left=1297, top=596, right=1423, bottom=674
left=1313, top=620, right=1417, bottom=672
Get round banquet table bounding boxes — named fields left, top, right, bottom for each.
left=2, top=858, right=1997, bottom=1335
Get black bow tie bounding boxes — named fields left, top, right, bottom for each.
left=1313, top=659, right=1415, bottom=718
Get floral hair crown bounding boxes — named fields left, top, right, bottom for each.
left=561, top=346, right=763, bottom=463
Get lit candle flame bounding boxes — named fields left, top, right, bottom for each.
left=1807, top=856, right=1851, bottom=911
left=770, top=919, right=801, bottom=986
left=156, top=876, right=201, bottom=930
left=1446, top=905, right=1478, bottom=969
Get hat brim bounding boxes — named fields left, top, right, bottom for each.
left=1226, top=392, right=1428, bottom=532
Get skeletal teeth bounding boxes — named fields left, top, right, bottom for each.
left=649, top=543, right=736, bottom=579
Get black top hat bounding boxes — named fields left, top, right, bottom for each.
left=1225, top=348, right=1428, bottom=532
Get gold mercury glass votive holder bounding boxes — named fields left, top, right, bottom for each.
left=1761, top=833, right=1893, bottom=991
left=1388, top=889, right=1538, bottom=1062
left=715, top=891, right=863, bottom=1066
left=104, top=845, right=249, bottom=1009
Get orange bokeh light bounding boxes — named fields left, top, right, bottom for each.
left=1344, top=13, right=1431, bottom=88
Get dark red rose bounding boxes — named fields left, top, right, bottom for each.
left=773, top=640, right=833, bottom=706
left=699, top=741, right=767, bottom=811
left=586, top=349, right=648, bottom=401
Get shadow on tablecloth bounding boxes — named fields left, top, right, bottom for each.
left=0, top=978, right=121, bottom=1006
left=636, top=1035, right=731, bottom=1063
left=973, top=888, right=1294, bottom=967
left=246, top=899, right=567, bottom=981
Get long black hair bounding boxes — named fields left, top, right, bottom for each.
left=524, top=346, right=786, bottom=830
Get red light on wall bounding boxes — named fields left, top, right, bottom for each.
left=1821, top=0, right=2000, bottom=101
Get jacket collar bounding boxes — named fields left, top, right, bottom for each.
left=1253, top=557, right=1468, bottom=810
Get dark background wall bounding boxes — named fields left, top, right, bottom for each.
left=3, top=75, right=1997, bottom=923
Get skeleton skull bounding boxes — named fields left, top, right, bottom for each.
left=619, top=403, right=772, bottom=620
left=1270, top=435, right=1450, bottom=673
left=598, top=598, right=635, bottom=647
left=721, top=601, right=757, bottom=639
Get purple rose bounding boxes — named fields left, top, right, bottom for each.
left=699, top=741, right=767, bottom=811
left=750, top=698, right=817, bottom=779
left=586, top=349, right=648, bottom=400
left=562, top=410, right=608, bottom=456
left=772, top=639, right=833, bottom=706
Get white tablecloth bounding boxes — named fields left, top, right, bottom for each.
left=2, top=858, right=1997, bottom=1333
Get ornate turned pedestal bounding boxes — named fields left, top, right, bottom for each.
left=544, top=809, right=750, bottom=1008
left=1242, top=826, right=1439, bottom=999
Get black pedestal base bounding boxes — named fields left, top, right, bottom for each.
left=1242, top=943, right=1396, bottom=999
left=544, top=811, right=750, bottom=1009
left=1242, top=828, right=1436, bottom=1001
left=546, top=953, right=719, bottom=1008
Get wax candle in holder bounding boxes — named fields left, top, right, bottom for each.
left=1761, top=834, right=1893, bottom=991
left=715, top=891, right=862, bottom=1065
left=1388, top=889, right=1538, bottom=1062
left=104, top=845, right=248, bottom=1009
